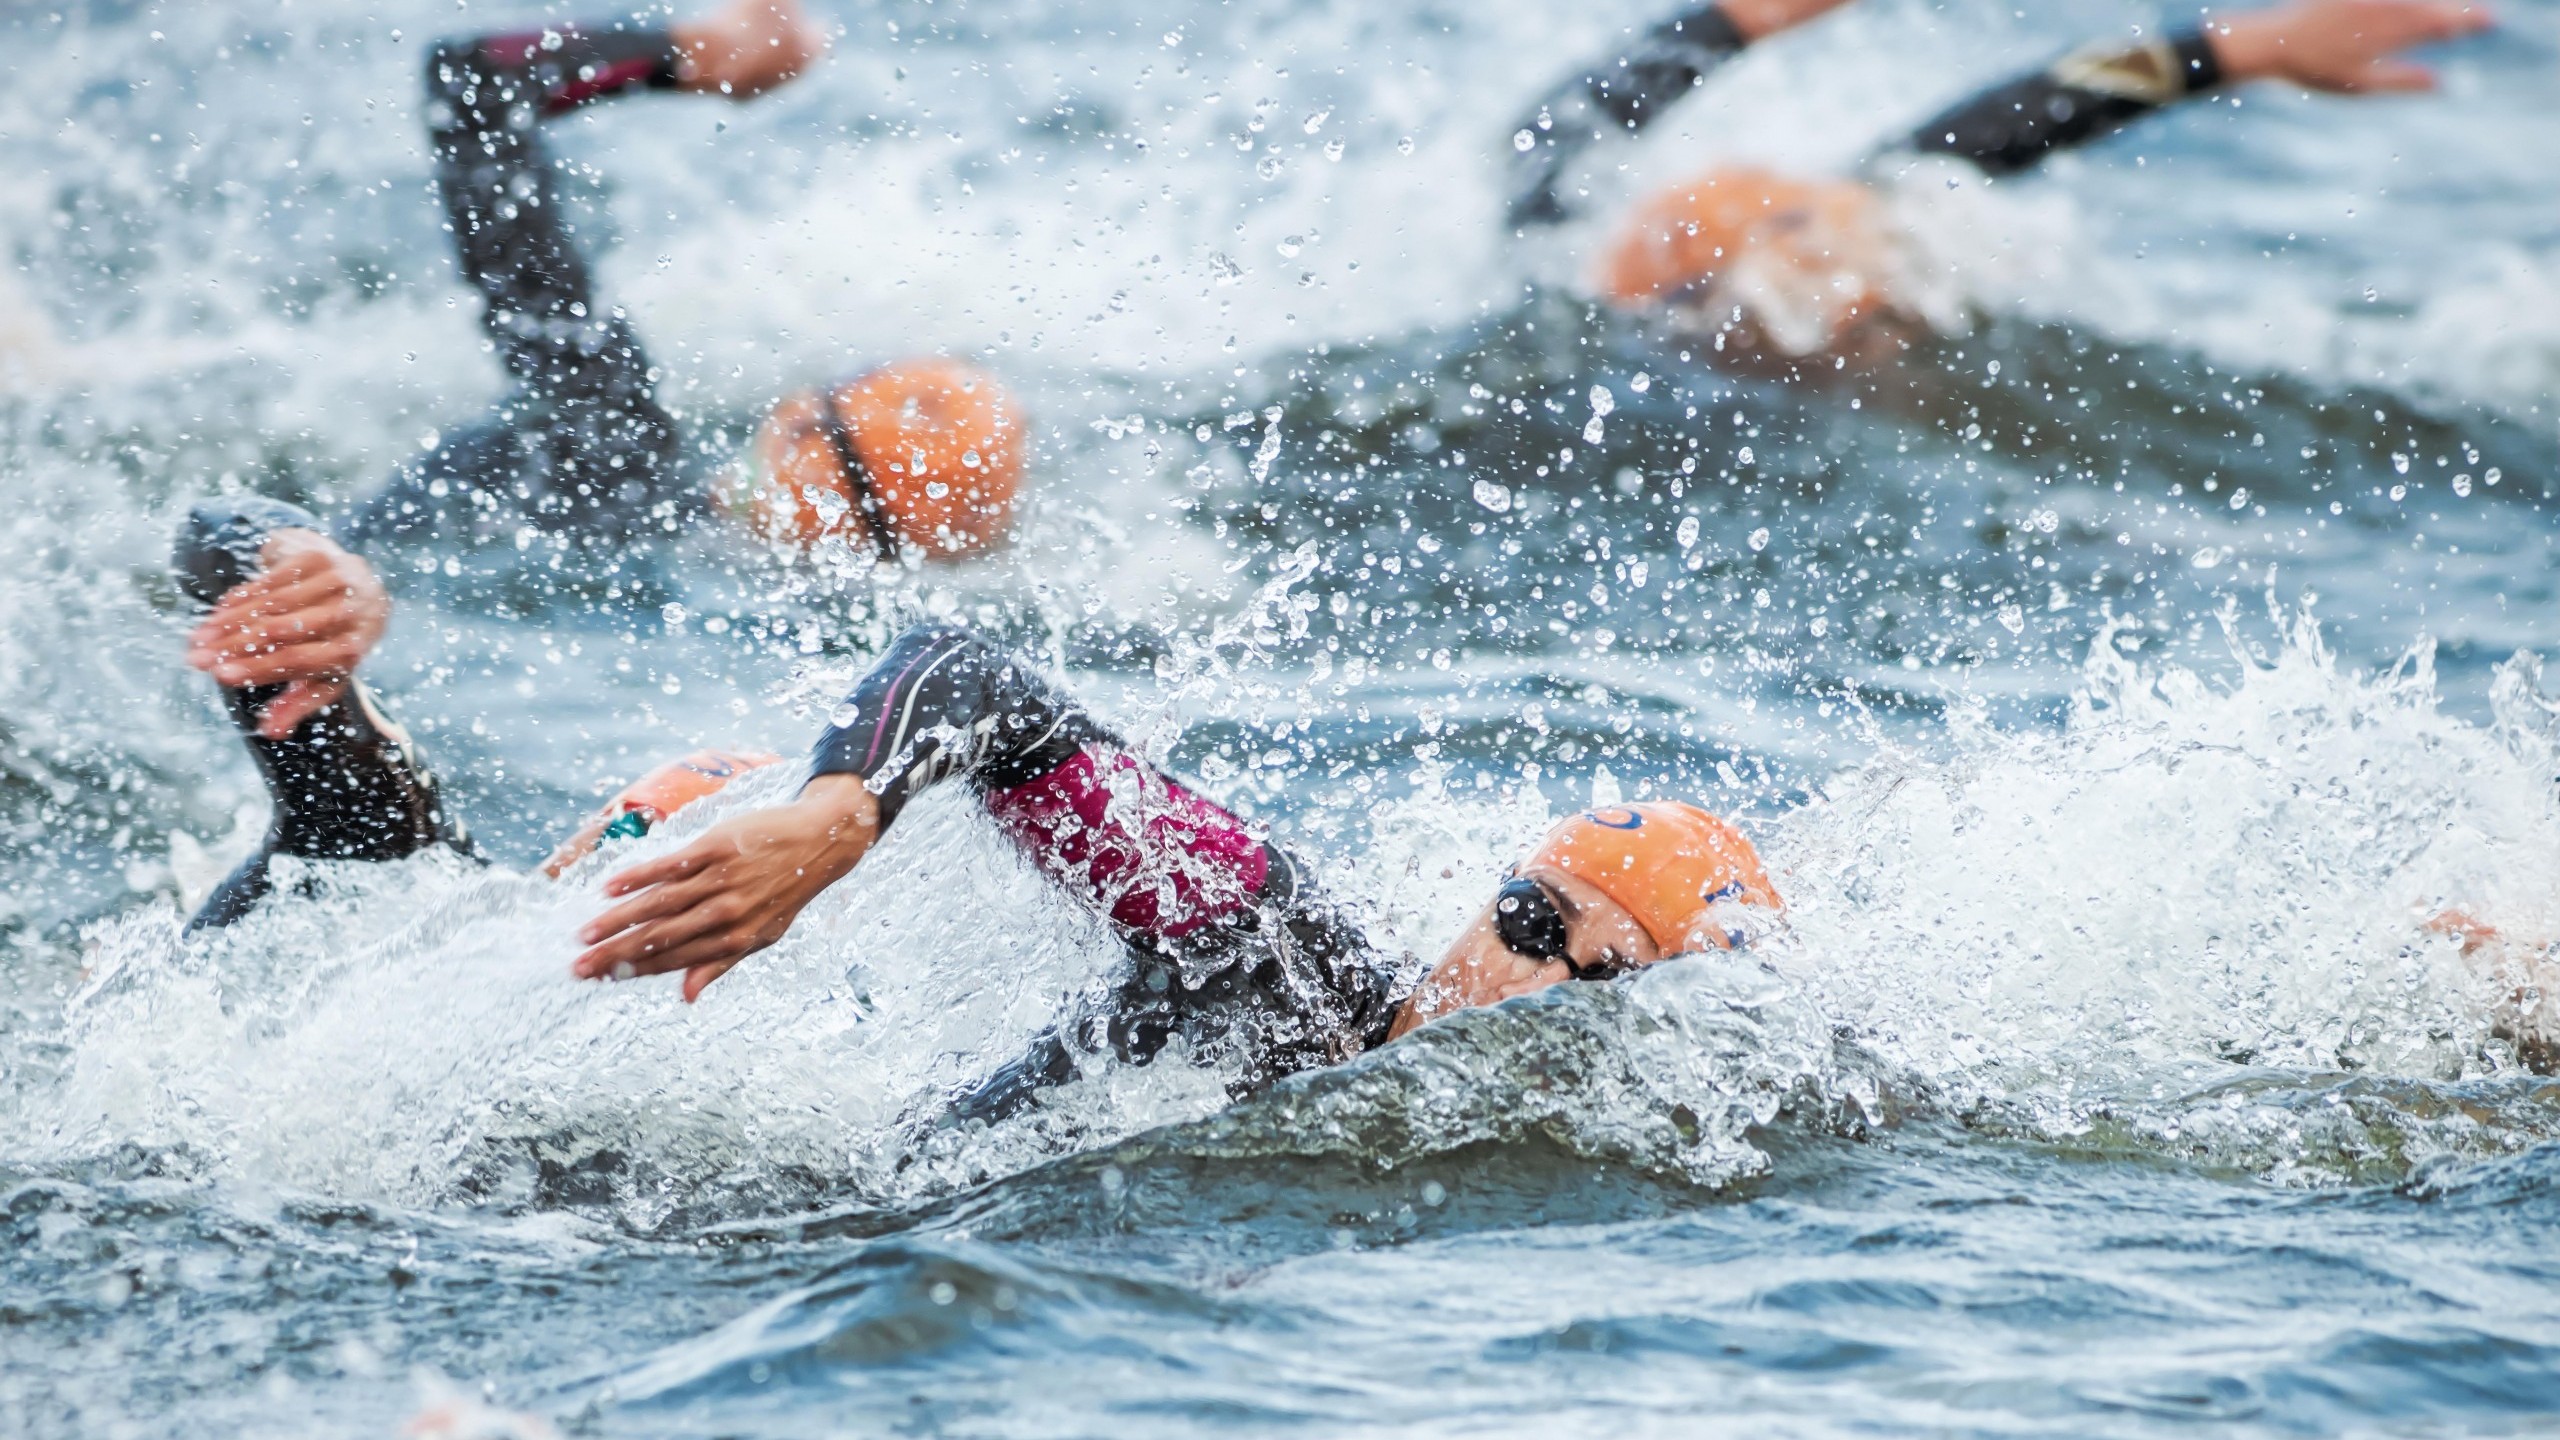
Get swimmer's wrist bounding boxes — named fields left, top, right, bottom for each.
left=793, top=772, right=882, bottom=839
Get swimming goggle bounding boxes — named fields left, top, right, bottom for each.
left=1492, top=876, right=1642, bottom=982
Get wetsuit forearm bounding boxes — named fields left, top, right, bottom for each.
left=358, top=23, right=685, bottom=541
left=1899, top=28, right=2224, bottom=175
left=810, top=626, right=1411, bottom=1122
left=174, top=501, right=473, bottom=931
left=809, top=625, right=1272, bottom=934
left=429, top=25, right=679, bottom=396
left=1508, top=2, right=1750, bottom=225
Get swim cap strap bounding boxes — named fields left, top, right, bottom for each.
left=819, top=388, right=900, bottom=562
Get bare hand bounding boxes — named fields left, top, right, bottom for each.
left=1717, top=0, right=1862, bottom=44
left=2208, top=0, right=2492, bottom=93
left=184, top=527, right=389, bottom=740
left=572, top=774, right=879, bottom=1002
left=672, top=0, right=825, bottom=99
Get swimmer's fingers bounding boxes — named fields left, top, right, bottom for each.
left=595, top=842, right=724, bottom=901
left=682, top=958, right=744, bottom=1003
left=197, top=636, right=371, bottom=690
left=255, top=677, right=352, bottom=740
left=2344, top=57, right=2439, bottom=90
left=574, top=844, right=748, bottom=978
left=189, top=542, right=388, bottom=680
left=574, top=912, right=752, bottom=982
left=197, top=572, right=374, bottom=644
left=573, top=876, right=721, bottom=963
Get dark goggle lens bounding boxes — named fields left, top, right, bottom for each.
left=1494, top=877, right=1569, bottom=961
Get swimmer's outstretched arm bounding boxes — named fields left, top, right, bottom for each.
left=1896, top=0, right=2490, bottom=176
left=1508, top=0, right=1861, bottom=226
left=359, top=0, right=821, bottom=542
left=574, top=626, right=1278, bottom=1001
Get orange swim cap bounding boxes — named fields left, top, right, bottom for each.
left=541, top=748, right=782, bottom=876
left=1523, top=801, right=1781, bottom=955
left=729, top=358, right=1023, bottom=560
left=1599, top=166, right=1890, bottom=351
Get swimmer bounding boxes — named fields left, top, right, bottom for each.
left=351, top=0, right=1024, bottom=560
left=1525, top=0, right=2489, bottom=360
left=176, top=498, right=1783, bottom=1121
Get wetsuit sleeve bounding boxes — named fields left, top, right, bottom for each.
left=1508, top=2, right=1750, bottom=226
left=808, top=625, right=1272, bottom=936
left=1897, top=28, right=2223, bottom=175
left=399, top=23, right=684, bottom=532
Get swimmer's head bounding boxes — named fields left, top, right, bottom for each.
left=1400, top=801, right=1782, bottom=1033
left=1523, top=802, right=1781, bottom=955
left=1599, top=166, right=1895, bottom=356
left=721, top=358, right=1023, bottom=560
left=541, top=748, right=781, bottom=877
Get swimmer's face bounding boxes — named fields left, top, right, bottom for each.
left=1393, top=866, right=1666, bottom=1035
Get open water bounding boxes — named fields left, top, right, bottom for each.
left=3, top=0, right=2560, bottom=1434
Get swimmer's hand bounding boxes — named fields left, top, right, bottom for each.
left=572, top=773, right=879, bottom=1001
left=1718, top=0, right=1865, bottom=42
left=2207, top=0, right=2492, bottom=94
left=671, top=0, right=825, bottom=98
left=184, top=528, right=389, bottom=740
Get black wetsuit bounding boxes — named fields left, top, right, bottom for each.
left=1508, top=6, right=2227, bottom=224
left=345, top=24, right=692, bottom=546
left=176, top=507, right=1411, bottom=1119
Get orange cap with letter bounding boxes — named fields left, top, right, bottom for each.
left=541, top=748, right=782, bottom=877
left=1525, top=801, right=1781, bottom=954
left=726, top=357, right=1023, bottom=560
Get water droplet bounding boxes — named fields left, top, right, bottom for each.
left=1748, top=527, right=1770, bottom=552
left=1676, top=516, right=1700, bottom=548
left=1512, top=128, right=1536, bottom=153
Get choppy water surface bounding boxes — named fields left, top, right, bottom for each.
left=5, top=0, right=2560, bottom=1434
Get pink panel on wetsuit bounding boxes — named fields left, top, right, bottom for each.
left=984, top=747, right=1268, bottom=938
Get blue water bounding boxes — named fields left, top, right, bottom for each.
left=5, top=0, right=2560, bottom=1434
